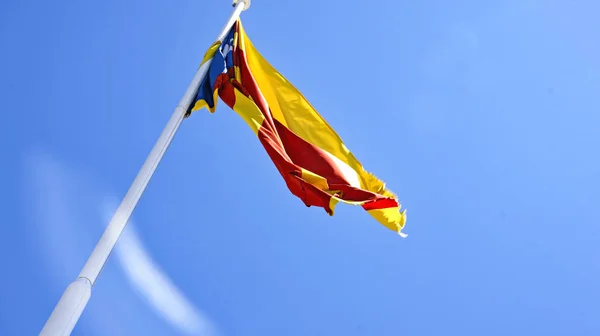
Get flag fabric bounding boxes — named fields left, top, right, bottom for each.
left=187, top=20, right=407, bottom=236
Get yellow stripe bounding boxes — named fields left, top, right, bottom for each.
left=230, top=90, right=266, bottom=135
left=328, top=197, right=340, bottom=216
left=191, top=90, right=219, bottom=114
left=367, top=208, right=407, bottom=236
left=200, top=41, right=222, bottom=66
left=233, top=30, right=242, bottom=81
left=299, top=168, right=330, bottom=191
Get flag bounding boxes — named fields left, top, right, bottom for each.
left=187, top=20, right=407, bottom=236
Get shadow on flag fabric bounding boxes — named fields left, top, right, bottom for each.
left=187, top=20, right=407, bottom=237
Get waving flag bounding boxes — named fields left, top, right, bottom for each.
left=188, top=20, right=406, bottom=236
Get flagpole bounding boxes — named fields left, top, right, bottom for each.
left=39, top=1, right=250, bottom=335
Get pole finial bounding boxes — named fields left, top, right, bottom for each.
left=232, top=0, right=251, bottom=11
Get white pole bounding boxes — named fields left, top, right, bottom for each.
left=39, top=1, right=250, bottom=335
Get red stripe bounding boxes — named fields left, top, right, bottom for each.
left=361, top=198, right=399, bottom=211
left=272, top=119, right=392, bottom=203
left=214, top=73, right=236, bottom=107
left=258, top=126, right=336, bottom=214
left=273, top=119, right=351, bottom=186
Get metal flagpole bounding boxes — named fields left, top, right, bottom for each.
left=39, top=1, right=250, bottom=335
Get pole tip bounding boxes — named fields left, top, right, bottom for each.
left=232, top=0, right=251, bottom=11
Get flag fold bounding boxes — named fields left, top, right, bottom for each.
left=187, top=20, right=406, bottom=236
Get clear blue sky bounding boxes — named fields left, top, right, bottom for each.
left=1, top=0, right=600, bottom=335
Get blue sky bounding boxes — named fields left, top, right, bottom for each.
left=1, top=0, right=600, bottom=335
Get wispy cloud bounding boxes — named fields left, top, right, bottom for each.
left=24, top=150, right=219, bottom=336
left=104, top=200, right=218, bottom=336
